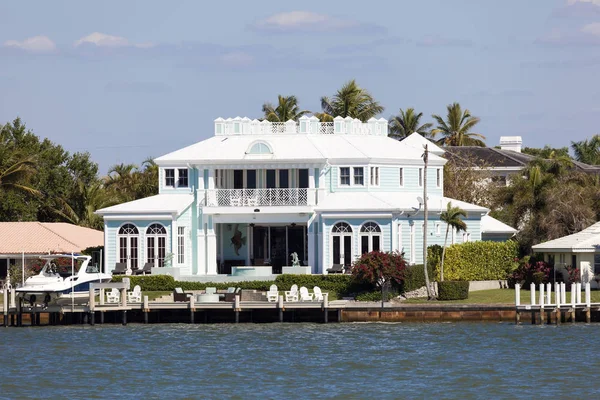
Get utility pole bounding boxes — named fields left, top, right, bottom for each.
left=423, top=144, right=434, bottom=300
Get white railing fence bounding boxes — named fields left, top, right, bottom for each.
left=515, top=282, right=590, bottom=307
left=204, top=188, right=312, bottom=207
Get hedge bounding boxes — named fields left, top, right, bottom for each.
left=439, top=240, right=519, bottom=281
left=402, top=264, right=434, bottom=293
left=437, top=281, right=469, bottom=300
left=110, top=274, right=367, bottom=297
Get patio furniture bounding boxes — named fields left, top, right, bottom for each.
left=134, top=263, right=153, bottom=275
left=127, top=285, right=142, bottom=303
left=205, top=287, right=217, bottom=295
left=326, top=264, right=344, bottom=274
left=313, top=286, right=324, bottom=302
left=106, top=288, right=120, bottom=303
left=285, top=284, right=299, bottom=302
left=299, top=286, right=314, bottom=302
left=173, top=287, right=191, bottom=302
left=196, top=293, right=220, bottom=303
left=224, top=287, right=241, bottom=302
left=111, top=263, right=128, bottom=275
left=266, top=284, right=278, bottom=302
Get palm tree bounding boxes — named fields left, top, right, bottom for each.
left=431, top=103, right=486, bottom=146
left=439, top=202, right=467, bottom=282
left=571, top=135, right=600, bottom=165
left=319, top=80, right=384, bottom=122
left=262, top=95, right=310, bottom=122
left=388, top=108, right=433, bottom=140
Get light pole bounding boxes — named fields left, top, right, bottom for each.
left=422, top=144, right=434, bottom=300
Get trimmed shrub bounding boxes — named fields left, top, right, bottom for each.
left=440, top=240, right=519, bottom=281
left=354, top=290, right=399, bottom=302
left=351, top=251, right=407, bottom=290
left=402, top=264, right=435, bottom=293
left=437, top=281, right=469, bottom=301
left=508, top=260, right=551, bottom=288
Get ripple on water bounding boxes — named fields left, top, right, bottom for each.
left=2, top=323, right=600, bottom=398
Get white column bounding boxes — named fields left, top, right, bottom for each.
left=197, top=228, right=206, bottom=276
left=308, top=168, right=316, bottom=206
left=206, top=221, right=217, bottom=275
left=207, top=169, right=215, bottom=189
left=198, top=168, right=205, bottom=190
left=171, top=217, right=178, bottom=266
left=308, top=226, right=315, bottom=272
left=319, top=231, right=326, bottom=274
left=103, top=223, right=108, bottom=274
left=246, top=225, right=251, bottom=266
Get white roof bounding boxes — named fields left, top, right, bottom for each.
left=96, top=194, right=194, bottom=215
left=532, top=221, right=600, bottom=253
left=480, top=215, right=517, bottom=234
left=401, top=133, right=445, bottom=156
left=155, top=134, right=446, bottom=165
left=315, top=192, right=488, bottom=213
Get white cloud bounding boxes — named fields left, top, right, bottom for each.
left=3, top=35, right=56, bottom=53
left=251, top=11, right=385, bottom=34
left=567, top=0, right=600, bottom=6
left=582, top=22, right=600, bottom=35
left=74, top=32, right=152, bottom=48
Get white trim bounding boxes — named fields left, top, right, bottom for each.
left=103, top=214, right=176, bottom=220
left=369, top=166, right=380, bottom=187
left=396, top=222, right=402, bottom=253
left=337, top=165, right=367, bottom=187
left=330, top=220, right=353, bottom=267
left=321, top=213, right=393, bottom=219
left=359, top=221, right=382, bottom=254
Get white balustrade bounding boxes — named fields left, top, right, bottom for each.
left=205, top=188, right=311, bottom=207
left=213, top=116, right=387, bottom=136
left=539, top=284, right=545, bottom=307
left=561, top=283, right=567, bottom=304
left=546, top=283, right=551, bottom=305
left=515, top=283, right=520, bottom=306
left=530, top=283, right=536, bottom=305
left=576, top=283, right=582, bottom=304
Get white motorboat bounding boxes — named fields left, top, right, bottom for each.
left=15, top=254, right=112, bottom=306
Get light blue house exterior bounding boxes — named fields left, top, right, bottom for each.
left=97, top=116, right=513, bottom=278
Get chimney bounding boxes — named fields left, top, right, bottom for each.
left=499, top=136, right=522, bottom=153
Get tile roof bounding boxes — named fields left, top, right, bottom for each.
left=0, top=222, right=104, bottom=255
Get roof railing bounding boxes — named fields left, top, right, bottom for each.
left=214, top=116, right=388, bottom=136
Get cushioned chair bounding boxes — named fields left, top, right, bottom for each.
left=173, top=287, right=191, bottom=302
left=111, top=263, right=127, bottom=275
left=326, top=264, right=344, bottom=274
left=134, top=263, right=153, bottom=275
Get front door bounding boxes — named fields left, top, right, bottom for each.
left=146, top=236, right=166, bottom=268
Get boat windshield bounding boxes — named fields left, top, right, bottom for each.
left=41, top=257, right=85, bottom=278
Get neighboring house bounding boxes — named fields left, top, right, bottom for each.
left=444, top=136, right=600, bottom=186
left=532, top=221, right=600, bottom=287
left=0, top=222, right=104, bottom=282
left=96, top=116, right=516, bottom=278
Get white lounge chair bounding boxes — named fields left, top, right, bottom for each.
left=106, top=288, right=120, bottom=303
left=127, top=285, right=142, bottom=303
left=266, top=284, right=278, bottom=302
left=299, top=286, right=313, bottom=302
left=285, top=284, right=299, bottom=302
left=313, top=286, right=324, bottom=301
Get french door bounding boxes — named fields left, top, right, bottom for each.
left=118, top=224, right=139, bottom=270
left=146, top=223, right=167, bottom=267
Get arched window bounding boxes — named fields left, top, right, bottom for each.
left=246, top=141, right=273, bottom=154
left=331, top=222, right=353, bottom=268
left=118, top=223, right=139, bottom=270
left=146, top=223, right=167, bottom=268
left=360, top=222, right=382, bottom=254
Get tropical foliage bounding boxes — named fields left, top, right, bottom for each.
left=318, top=80, right=384, bottom=122
left=0, top=118, right=157, bottom=229
left=388, top=108, right=433, bottom=139
left=262, top=95, right=310, bottom=122
left=351, top=251, right=407, bottom=289
left=571, top=135, right=600, bottom=165
left=431, top=102, right=486, bottom=146
left=439, top=202, right=467, bottom=282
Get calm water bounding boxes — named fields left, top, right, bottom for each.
left=1, top=322, right=599, bottom=399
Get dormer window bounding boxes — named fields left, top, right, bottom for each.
left=178, top=169, right=188, bottom=187
left=165, top=169, right=175, bottom=187
left=246, top=141, right=273, bottom=155
left=164, top=168, right=188, bottom=188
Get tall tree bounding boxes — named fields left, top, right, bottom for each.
left=431, top=103, right=486, bottom=146
left=571, top=135, right=600, bottom=165
left=439, top=202, right=467, bottom=282
left=319, top=80, right=384, bottom=122
left=0, top=119, right=39, bottom=196
left=262, top=95, right=310, bottom=122
left=388, top=108, right=433, bottom=139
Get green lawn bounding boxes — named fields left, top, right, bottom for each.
left=402, top=288, right=600, bottom=304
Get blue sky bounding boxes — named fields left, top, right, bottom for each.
left=1, top=0, right=600, bottom=173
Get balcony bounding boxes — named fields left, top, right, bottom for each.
left=205, top=188, right=315, bottom=207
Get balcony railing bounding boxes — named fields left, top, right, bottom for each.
left=213, top=116, right=388, bottom=136
left=204, top=188, right=313, bottom=207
